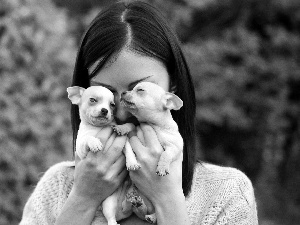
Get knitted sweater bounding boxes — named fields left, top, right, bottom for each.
left=20, top=161, right=258, bottom=225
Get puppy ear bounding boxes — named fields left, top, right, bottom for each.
left=163, top=92, right=183, bottom=110
left=67, top=86, right=85, bottom=105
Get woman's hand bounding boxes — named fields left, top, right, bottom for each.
left=56, top=128, right=128, bottom=225
left=129, top=124, right=183, bottom=202
left=73, top=128, right=128, bottom=206
left=128, top=123, right=190, bottom=225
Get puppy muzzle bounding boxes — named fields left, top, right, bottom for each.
left=120, top=96, right=136, bottom=109
left=88, top=108, right=113, bottom=126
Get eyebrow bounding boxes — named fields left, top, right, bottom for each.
left=90, top=82, right=115, bottom=92
left=90, top=75, right=153, bottom=91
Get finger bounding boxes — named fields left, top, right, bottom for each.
left=85, top=148, right=98, bottom=162
left=104, top=135, right=127, bottom=164
left=111, top=153, right=126, bottom=172
left=85, top=132, right=117, bottom=160
left=116, top=168, right=129, bottom=186
left=109, top=155, right=128, bottom=185
left=128, top=130, right=137, bottom=139
left=104, top=153, right=126, bottom=177
left=140, top=123, right=161, bottom=149
left=136, top=126, right=145, bottom=145
left=129, top=135, right=146, bottom=158
left=96, top=126, right=114, bottom=145
left=75, top=152, right=80, bottom=165
left=103, top=132, right=117, bottom=152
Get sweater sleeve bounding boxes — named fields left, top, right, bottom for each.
left=201, top=169, right=258, bottom=225
left=19, top=161, right=74, bottom=225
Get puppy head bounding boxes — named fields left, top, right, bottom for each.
left=120, top=82, right=183, bottom=121
left=67, top=86, right=115, bottom=126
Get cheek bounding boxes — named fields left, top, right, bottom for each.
left=157, top=75, right=171, bottom=92
left=85, top=107, right=94, bottom=116
left=109, top=105, right=115, bottom=115
left=84, top=104, right=101, bottom=116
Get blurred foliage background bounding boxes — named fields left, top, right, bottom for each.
left=0, top=0, right=299, bottom=224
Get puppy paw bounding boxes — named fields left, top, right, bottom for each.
left=87, top=137, right=103, bottom=152
left=112, top=124, right=131, bottom=136
left=156, top=166, right=170, bottom=176
left=126, top=163, right=141, bottom=171
left=145, top=213, right=157, bottom=224
left=126, top=191, right=144, bottom=208
left=107, top=220, right=119, bottom=225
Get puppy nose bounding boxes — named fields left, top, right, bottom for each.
left=101, top=108, right=108, bottom=116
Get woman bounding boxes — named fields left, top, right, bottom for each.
left=20, top=1, right=258, bottom=224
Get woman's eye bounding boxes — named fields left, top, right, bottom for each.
left=90, top=98, right=97, bottom=103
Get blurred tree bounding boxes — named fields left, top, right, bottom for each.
left=179, top=0, right=300, bottom=223
left=0, top=0, right=76, bottom=223
left=184, top=27, right=265, bottom=180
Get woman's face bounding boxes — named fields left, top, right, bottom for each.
left=90, top=49, right=170, bottom=125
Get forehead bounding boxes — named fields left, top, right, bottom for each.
left=90, top=50, right=170, bottom=92
left=85, top=86, right=114, bottom=98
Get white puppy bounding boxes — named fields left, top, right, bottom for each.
left=121, top=81, right=183, bottom=176
left=120, top=81, right=183, bottom=223
left=67, top=86, right=139, bottom=169
left=67, top=86, right=139, bottom=225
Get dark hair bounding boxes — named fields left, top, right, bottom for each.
left=71, top=0, right=196, bottom=196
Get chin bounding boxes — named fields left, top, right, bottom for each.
left=88, top=115, right=112, bottom=127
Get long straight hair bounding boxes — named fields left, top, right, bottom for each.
left=71, top=1, right=196, bottom=196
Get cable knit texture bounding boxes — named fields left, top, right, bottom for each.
left=20, top=161, right=258, bottom=225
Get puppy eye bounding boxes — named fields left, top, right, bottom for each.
left=110, top=102, right=115, bottom=108
left=137, top=88, right=144, bottom=92
left=90, top=98, right=97, bottom=103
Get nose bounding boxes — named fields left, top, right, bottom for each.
left=114, top=103, right=130, bottom=123
left=101, top=108, right=108, bottom=116
left=121, top=91, right=127, bottom=98
left=114, top=94, right=130, bottom=124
